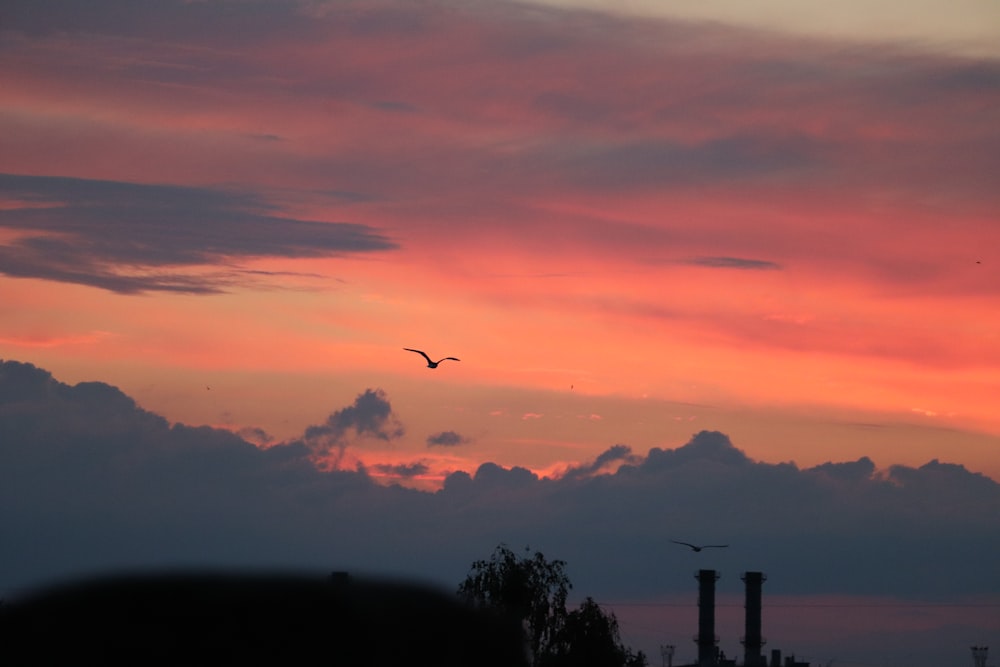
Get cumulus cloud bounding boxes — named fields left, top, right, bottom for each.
left=426, top=430, right=469, bottom=447
left=301, top=388, right=404, bottom=466
left=370, top=462, right=430, bottom=479
left=809, top=456, right=876, bottom=482
left=2, top=360, right=999, bottom=610
left=468, top=462, right=540, bottom=490
left=642, top=429, right=752, bottom=470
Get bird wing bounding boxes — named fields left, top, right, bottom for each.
left=671, top=540, right=697, bottom=549
left=439, top=357, right=461, bottom=362
left=404, top=348, right=433, bottom=363
left=703, top=545, right=729, bottom=549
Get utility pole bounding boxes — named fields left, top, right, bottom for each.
left=661, top=644, right=675, bottom=667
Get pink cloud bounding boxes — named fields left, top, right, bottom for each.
left=2, top=0, right=998, bottom=475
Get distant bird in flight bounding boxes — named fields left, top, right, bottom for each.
left=671, top=540, right=728, bottom=552
left=404, top=348, right=460, bottom=369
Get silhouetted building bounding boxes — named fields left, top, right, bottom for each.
left=769, top=649, right=808, bottom=667
left=696, top=569, right=720, bottom=666
left=741, top=572, right=767, bottom=666
left=674, top=570, right=808, bottom=667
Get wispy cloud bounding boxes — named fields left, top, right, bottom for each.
left=426, top=430, right=470, bottom=447
left=2, top=1, right=997, bottom=289
left=684, top=256, right=783, bottom=270
left=0, top=174, right=397, bottom=294
left=559, top=443, right=640, bottom=480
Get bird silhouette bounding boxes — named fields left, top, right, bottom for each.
left=671, top=540, right=728, bottom=552
left=404, top=348, right=460, bottom=369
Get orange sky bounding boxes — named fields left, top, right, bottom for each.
left=1, top=0, right=998, bottom=487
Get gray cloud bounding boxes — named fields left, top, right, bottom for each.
left=0, top=0, right=312, bottom=43
left=560, top=444, right=640, bottom=480
left=2, top=359, right=999, bottom=665
left=372, top=100, right=419, bottom=113
left=684, top=256, right=783, bottom=270
left=302, top=388, right=404, bottom=465
left=547, top=134, right=826, bottom=191
left=469, top=462, right=540, bottom=490
left=370, top=462, right=430, bottom=479
left=426, top=430, right=470, bottom=447
left=237, top=426, right=275, bottom=447
left=2, top=0, right=996, bottom=292
left=810, top=456, right=877, bottom=482
left=0, top=174, right=397, bottom=294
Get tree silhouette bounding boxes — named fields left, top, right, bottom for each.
left=458, top=544, right=571, bottom=663
left=458, top=544, right=646, bottom=667
left=549, top=597, right=647, bottom=667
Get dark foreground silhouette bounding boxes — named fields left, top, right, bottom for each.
left=0, top=570, right=529, bottom=666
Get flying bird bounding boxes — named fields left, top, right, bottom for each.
left=404, top=348, right=460, bottom=369
left=671, top=540, right=728, bottom=552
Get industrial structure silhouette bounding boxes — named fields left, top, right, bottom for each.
left=1, top=567, right=989, bottom=665
left=669, top=569, right=808, bottom=667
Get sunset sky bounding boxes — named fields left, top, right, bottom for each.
left=2, top=1, right=999, bottom=664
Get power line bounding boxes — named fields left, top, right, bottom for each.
left=594, top=601, right=1000, bottom=609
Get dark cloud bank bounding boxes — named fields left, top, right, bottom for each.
left=2, top=360, right=998, bottom=609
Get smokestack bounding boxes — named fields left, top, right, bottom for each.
left=741, top=571, right=767, bottom=666
left=695, top=569, right=719, bottom=666
left=971, top=646, right=989, bottom=667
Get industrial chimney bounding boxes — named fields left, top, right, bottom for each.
left=695, top=570, right=720, bottom=666
left=741, top=572, right=767, bottom=666
left=971, top=646, right=989, bottom=667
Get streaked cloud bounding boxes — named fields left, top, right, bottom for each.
left=684, top=256, right=783, bottom=271
left=0, top=174, right=397, bottom=294
left=532, top=0, right=1000, bottom=58
left=0, top=0, right=996, bottom=464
